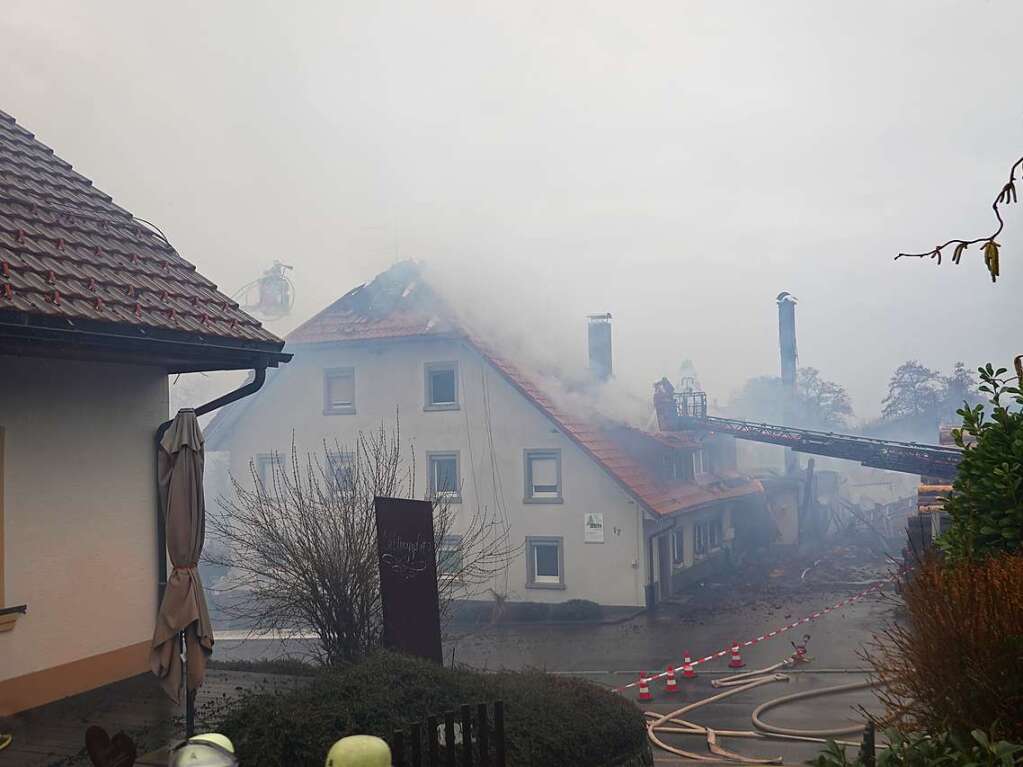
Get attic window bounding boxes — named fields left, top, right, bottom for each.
left=324, top=367, right=356, bottom=415
left=425, top=362, right=459, bottom=411
left=525, top=449, right=562, bottom=503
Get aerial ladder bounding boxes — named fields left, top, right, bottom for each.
left=653, top=380, right=961, bottom=480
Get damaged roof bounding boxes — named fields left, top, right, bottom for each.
left=280, top=261, right=762, bottom=517
left=0, top=110, right=288, bottom=371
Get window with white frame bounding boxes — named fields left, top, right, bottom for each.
left=526, top=537, right=564, bottom=588
left=524, top=449, right=562, bottom=502
left=694, top=515, right=723, bottom=556
left=428, top=452, right=461, bottom=501
left=438, top=535, right=463, bottom=577
left=694, top=520, right=708, bottom=556
left=671, top=451, right=694, bottom=481
left=693, top=448, right=706, bottom=476
left=323, top=367, right=356, bottom=415
left=672, top=528, right=685, bottom=564
left=425, top=362, right=459, bottom=410
left=709, top=517, right=723, bottom=549
left=256, top=453, right=282, bottom=489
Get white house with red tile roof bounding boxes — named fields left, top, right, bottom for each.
left=0, top=110, right=289, bottom=716
left=206, top=262, right=765, bottom=610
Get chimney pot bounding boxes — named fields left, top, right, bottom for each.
left=587, top=313, right=613, bottom=382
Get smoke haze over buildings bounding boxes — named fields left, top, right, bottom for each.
left=4, top=0, right=1021, bottom=422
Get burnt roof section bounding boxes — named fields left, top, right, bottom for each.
left=0, top=110, right=288, bottom=372
left=287, top=261, right=456, bottom=345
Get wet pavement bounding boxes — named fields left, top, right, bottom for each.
left=215, top=580, right=894, bottom=764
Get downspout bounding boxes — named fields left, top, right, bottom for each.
left=156, top=366, right=268, bottom=604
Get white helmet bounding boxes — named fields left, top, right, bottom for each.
left=168, top=733, right=238, bottom=767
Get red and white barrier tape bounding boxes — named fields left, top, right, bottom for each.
left=614, top=579, right=888, bottom=693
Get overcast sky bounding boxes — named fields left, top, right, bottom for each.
left=3, top=1, right=1020, bottom=421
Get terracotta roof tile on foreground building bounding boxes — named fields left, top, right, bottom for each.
left=284, top=262, right=762, bottom=517
left=0, top=110, right=287, bottom=370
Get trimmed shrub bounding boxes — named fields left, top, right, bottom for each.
left=867, top=554, right=1023, bottom=740
left=216, top=651, right=651, bottom=767
left=940, top=364, right=1023, bottom=561
left=810, top=728, right=1023, bottom=766
left=505, top=601, right=551, bottom=622
left=550, top=599, right=603, bottom=621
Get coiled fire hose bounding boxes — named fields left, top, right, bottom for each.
left=751, top=680, right=879, bottom=739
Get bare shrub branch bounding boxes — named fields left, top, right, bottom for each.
left=205, top=418, right=519, bottom=665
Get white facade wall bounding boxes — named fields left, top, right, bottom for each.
left=0, top=355, right=167, bottom=683
left=212, top=338, right=647, bottom=607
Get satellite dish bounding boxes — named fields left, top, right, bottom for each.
left=233, top=261, right=295, bottom=320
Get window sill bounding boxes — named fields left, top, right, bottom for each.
left=0, top=605, right=27, bottom=633
left=424, top=403, right=460, bottom=412
left=526, top=582, right=566, bottom=590
left=432, top=495, right=462, bottom=504
left=523, top=496, right=564, bottom=505
left=323, top=406, right=356, bottom=416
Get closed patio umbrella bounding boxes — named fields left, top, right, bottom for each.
left=151, top=409, right=213, bottom=710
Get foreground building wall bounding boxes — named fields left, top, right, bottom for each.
left=0, top=355, right=167, bottom=714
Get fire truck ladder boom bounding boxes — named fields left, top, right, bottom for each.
left=671, top=413, right=961, bottom=479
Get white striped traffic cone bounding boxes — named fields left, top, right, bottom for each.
left=664, top=664, right=679, bottom=694
left=637, top=671, right=653, bottom=702
left=682, top=652, right=697, bottom=679
left=728, top=641, right=745, bottom=669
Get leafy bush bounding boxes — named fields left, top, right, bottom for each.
left=867, top=554, right=1023, bottom=740
left=550, top=599, right=603, bottom=621
left=941, top=364, right=1023, bottom=561
left=505, top=601, right=551, bottom=622
left=216, top=651, right=650, bottom=767
left=808, top=728, right=1023, bottom=766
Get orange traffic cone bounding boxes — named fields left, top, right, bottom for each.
left=728, top=642, right=745, bottom=669
left=637, top=672, right=653, bottom=702
left=664, top=664, right=679, bottom=694
left=682, top=652, right=697, bottom=679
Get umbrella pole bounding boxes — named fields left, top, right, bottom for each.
left=182, top=630, right=196, bottom=737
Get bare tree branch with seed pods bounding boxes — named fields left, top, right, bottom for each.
left=896, top=154, right=1022, bottom=282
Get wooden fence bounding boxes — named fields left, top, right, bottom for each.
left=391, top=701, right=506, bottom=767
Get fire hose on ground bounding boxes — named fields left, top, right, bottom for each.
left=642, top=657, right=884, bottom=764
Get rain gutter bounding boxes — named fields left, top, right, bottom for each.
left=155, top=366, right=268, bottom=604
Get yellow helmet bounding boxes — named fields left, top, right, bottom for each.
left=169, top=733, right=237, bottom=767
left=325, top=735, right=391, bottom=767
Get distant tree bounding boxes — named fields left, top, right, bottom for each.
left=729, top=368, right=853, bottom=430
left=798, top=367, right=854, bottom=430
left=897, top=154, right=1021, bottom=282
left=729, top=375, right=785, bottom=424
left=881, top=361, right=942, bottom=421
left=940, top=361, right=979, bottom=417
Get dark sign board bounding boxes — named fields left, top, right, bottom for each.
left=374, top=496, right=443, bottom=663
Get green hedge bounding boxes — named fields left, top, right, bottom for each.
left=216, top=651, right=651, bottom=767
